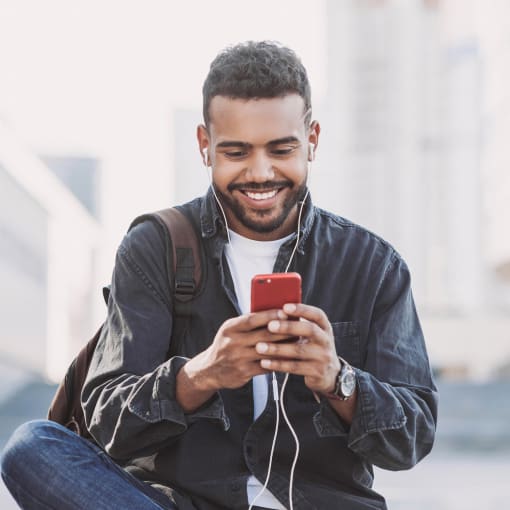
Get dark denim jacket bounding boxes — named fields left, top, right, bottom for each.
left=82, top=188, right=438, bottom=510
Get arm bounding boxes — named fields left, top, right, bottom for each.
left=253, top=254, right=438, bottom=471
left=82, top=220, right=291, bottom=458
left=176, top=309, right=293, bottom=412
left=82, top=221, right=227, bottom=460
left=346, top=254, right=438, bottom=470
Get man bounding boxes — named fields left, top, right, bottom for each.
left=1, top=41, right=437, bottom=510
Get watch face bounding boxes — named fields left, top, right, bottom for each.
left=341, top=370, right=356, bottom=397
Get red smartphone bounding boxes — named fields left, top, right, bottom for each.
left=250, top=272, right=302, bottom=313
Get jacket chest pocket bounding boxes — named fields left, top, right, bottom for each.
left=331, top=321, right=361, bottom=368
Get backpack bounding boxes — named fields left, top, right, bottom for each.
left=47, top=207, right=202, bottom=443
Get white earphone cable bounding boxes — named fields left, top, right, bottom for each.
left=248, top=373, right=281, bottom=510
left=204, top=148, right=232, bottom=245
left=278, top=155, right=312, bottom=510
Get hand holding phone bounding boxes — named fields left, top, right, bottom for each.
left=251, top=273, right=301, bottom=343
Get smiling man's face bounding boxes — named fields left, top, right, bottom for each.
left=197, top=94, right=319, bottom=241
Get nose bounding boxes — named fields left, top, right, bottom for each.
left=246, top=150, right=275, bottom=182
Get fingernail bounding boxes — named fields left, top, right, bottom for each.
left=268, top=320, right=280, bottom=332
left=277, top=310, right=287, bottom=319
left=256, top=342, right=268, bottom=353
left=261, top=359, right=271, bottom=368
left=283, top=303, right=296, bottom=313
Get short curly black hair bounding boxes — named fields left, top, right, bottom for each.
left=202, top=41, right=311, bottom=127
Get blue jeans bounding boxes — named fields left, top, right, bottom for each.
left=1, top=420, right=177, bottom=510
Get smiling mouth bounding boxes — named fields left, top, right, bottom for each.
left=243, top=189, right=279, bottom=201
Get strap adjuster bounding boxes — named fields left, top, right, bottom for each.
left=175, top=280, right=196, bottom=296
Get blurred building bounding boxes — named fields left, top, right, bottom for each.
left=472, top=1, right=510, bottom=285
left=320, top=0, right=510, bottom=378
left=0, top=122, right=102, bottom=383
left=321, top=0, right=446, bottom=308
left=41, top=155, right=101, bottom=219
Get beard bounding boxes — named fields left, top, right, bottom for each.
left=213, top=180, right=308, bottom=234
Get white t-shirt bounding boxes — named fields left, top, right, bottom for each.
left=225, top=229, right=291, bottom=510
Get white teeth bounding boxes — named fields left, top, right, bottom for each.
left=245, top=190, right=278, bottom=200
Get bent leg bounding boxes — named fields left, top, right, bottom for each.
left=1, top=420, right=176, bottom=510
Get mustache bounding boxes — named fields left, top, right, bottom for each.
left=227, top=180, right=292, bottom=192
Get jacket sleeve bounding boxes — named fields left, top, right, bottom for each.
left=316, top=252, right=438, bottom=470
left=81, top=220, right=228, bottom=460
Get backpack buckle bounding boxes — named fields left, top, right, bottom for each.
left=175, top=279, right=196, bottom=296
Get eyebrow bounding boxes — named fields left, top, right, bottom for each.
left=268, top=136, right=300, bottom=146
left=215, top=141, right=249, bottom=149
left=215, top=136, right=300, bottom=149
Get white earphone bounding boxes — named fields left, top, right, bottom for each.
left=203, top=148, right=209, bottom=167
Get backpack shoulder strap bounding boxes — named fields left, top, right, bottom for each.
left=129, top=207, right=203, bottom=304
left=154, top=208, right=202, bottom=302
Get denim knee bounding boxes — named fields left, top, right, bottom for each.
left=1, top=419, right=69, bottom=482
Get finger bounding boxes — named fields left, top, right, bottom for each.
left=246, top=330, right=297, bottom=346
left=246, top=359, right=272, bottom=378
left=260, top=358, right=316, bottom=376
left=236, top=331, right=295, bottom=350
left=225, top=359, right=272, bottom=386
left=255, top=338, right=321, bottom=360
left=282, top=303, right=332, bottom=333
left=266, top=318, right=328, bottom=345
left=216, top=327, right=292, bottom=352
left=218, top=346, right=279, bottom=375
left=231, top=309, right=289, bottom=333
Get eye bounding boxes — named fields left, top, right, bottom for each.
left=270, top=145, right=298, bottom=156
left=224, top=150, right=248, bottom=159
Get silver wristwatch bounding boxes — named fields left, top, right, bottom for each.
left=323, top=357, right=356, bottom=401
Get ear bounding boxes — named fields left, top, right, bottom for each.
left=307, top=121, right=321, bottom=162
left=197, top=124, right=210, bottom=166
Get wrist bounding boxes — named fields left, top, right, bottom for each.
left=176, top=357, right=216, bottom=412
left=321, top=357, right=356, bottom=401
left=180, top=355, right=217, bottom=393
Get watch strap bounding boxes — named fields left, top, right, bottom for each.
left=322, top=357, right=354, bottom=401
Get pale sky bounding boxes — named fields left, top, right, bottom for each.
left=0, top=0, right=327, bottom=272
left=0, top=0, right=327, bottom=153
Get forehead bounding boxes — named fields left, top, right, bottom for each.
left=208, top=94, right=307, bottom=143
